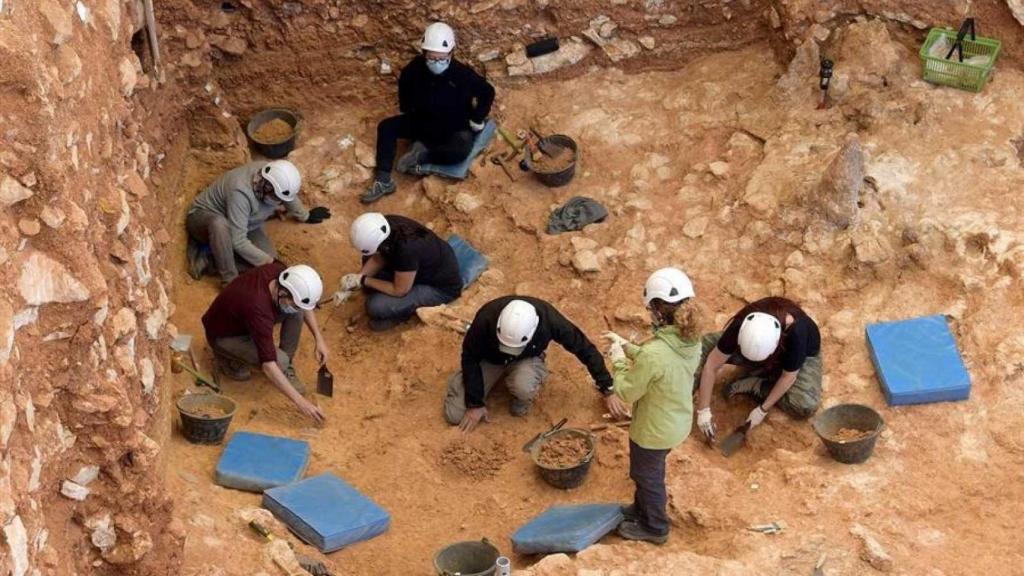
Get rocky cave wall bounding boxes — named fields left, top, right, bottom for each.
left=1, top=0, right=1023, bottom=575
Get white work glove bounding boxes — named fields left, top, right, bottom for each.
left=330, top=290, right=353, bottom=307
left=602, top=331, right=630, bottom=348
left=608, top=341, right=625, bottom=363
left=340, top=273, right=363, bottom=292
left=747, top=405, right=769, bottom=428
left=696, top=407, right=716, bottom=441
left=469, top=119, right=486, bottom=132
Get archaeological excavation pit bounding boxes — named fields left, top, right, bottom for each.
left=3, top=1, right=1024, bottom=574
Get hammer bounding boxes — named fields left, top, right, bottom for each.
left=490, top=150, right=518, bottom=181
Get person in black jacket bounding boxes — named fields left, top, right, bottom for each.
left=443, top=296, right=630, bottom=433
left=361, top=22, right=496, bottom=204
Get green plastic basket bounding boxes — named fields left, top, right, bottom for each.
left=919, top=27, right=1001, bottom=92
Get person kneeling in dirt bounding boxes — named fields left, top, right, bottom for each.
left=360, top=22, right=495, bottom=204
left=202, top=262, right=328, bottom=423
left=604, top=268, right=702, bottom=545
left=444, top=296, right=629, bottom=433
left=186, top=159, right=332, bottom=286
left=694, top=296, right=822, bottom=443
left=337, top=212, right=463, bottom=331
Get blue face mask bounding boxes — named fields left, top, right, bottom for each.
left=426, top=58, right=450, bottom=75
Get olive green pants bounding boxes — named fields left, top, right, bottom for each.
left=697, top=332, right=822, bottom=418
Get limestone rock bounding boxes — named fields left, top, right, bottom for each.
left=775, top=37, right=819, bottom=102
left=470, top=0, right=499, bottom=13
left=421, top=177, right=445, bottom=202
left=453, top=192, right=482, bottom=213
left=709, top=161, right=730, bottom=178
left=1, top=175, right=33, bottom=207
left=39, top=0, right=73, bottom=45
left=40, top=206, right=66, bottom=228
left=18, top=251, right=90, bottom=306
left=0, top=299, right=12, bottom=366
left=683, top=216, right=709, bottom=239
left=520, top=39, right=591, bottom=76
left=18, top=218, right=40, bottom=236
left=57, top=44, right=82, bottom=82
left=119, top=56, right=138, bottom=97
left=817, top=133, right=863, bottom=228
left=853, top=221, right=894, bottom=265
left=354, top=142, right=375, bottom=168
left=477, top=48, right=500, bottom=62
left=639, top=36, right=656, bottom=50
left=3, top=515, right=28, bottom=576
left=213, top=36, right=247, bottom=56
left=571, top=250, right=601, bottom=273
left=60, top=480, right=90, bottom=501
left=602, top=38, right=640, bottom=63
left=1010, top=0, right=1024, bottom=26
left=851, top=523, right=894, bottom=572
left=86, top=514, right=117, bottom=550
left=837, top=20, right=901, bottom=87
left=111, top=307, right=136, bottom=340
left=140, top=357, right=155, bottom=394
left=71, top=465, right=100, bottom=486
left=659, top=14, right=677, bottom=25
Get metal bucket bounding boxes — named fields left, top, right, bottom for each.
left=433, top=539, right=499, bottom=576
left=530, top=428, right=595, bottom=489
left=176, top=393, right=237, bottom=444
left=246, top=108, right=300, bottom=159
left=812, top=403, right=884, bottom=464
left=525, top=134, right=578, bottom=187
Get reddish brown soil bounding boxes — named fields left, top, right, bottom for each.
left=440, top=437, right=510, bottom=479
left=831, top=427, right=873, bottom=442
left=536, top=435, right=590, bottom=468
left=252, top=119, right=293, bottom=144
left=532, top=146, right=575, bottom=174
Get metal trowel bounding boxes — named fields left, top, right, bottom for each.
left=522, top=418, right=567, bottom=453
left=719, top=422, right=751, bottom=457
left=316, top=365, right=334, bottom=398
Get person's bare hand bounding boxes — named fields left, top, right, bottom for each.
left=458, top=406, right=489, bottom=434
left=603, top=394, right=631, bottom=420
left=315, top=339, right=330, bottom=365
left=298, top=397, right=325, bottom=424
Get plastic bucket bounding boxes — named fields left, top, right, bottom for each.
left=812, top=403, right=884, bottom=464
left=530, top=428, right=595, bottom=489
left=246, top=108, right=300, bottom=159
left=525, top=134, right=578, bottom=187
left=176, top=393, right=237, bottom=444
left=433, top=539, right=500, bottom=576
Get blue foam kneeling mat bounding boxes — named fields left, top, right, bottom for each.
left=447, top=234, right=489, bottom=289
left=865, top=314, right=971, bottom=406
left=263, top=473, right=390, bottom=553
left=512, top=503, right=623, bottom=555
left=215, top=431, right=310, bottom=492
left=418, top=120, right=497, bottom=179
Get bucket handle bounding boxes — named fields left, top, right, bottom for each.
left=945, top=18, right=976, bottom=62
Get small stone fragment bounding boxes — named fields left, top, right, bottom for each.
left=709, top=161, right=730, bottom=178
left=571, top=250, right=601, bottom=273
left=0, top=176, right=34, bottom=207
left=639, top=36, right=656, bottom=50
left=18, top=219, right=41, bottom=236
left=60, top=480, right=90, bottom=501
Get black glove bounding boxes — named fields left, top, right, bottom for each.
left=306, top=206, right=332, bottom=224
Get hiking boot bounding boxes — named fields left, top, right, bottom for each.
left=217, top=358, right=251, bottom=381
left=723, top=377, right=763, bottom=399
left=617, top=520, right=668, bottom=545
left=396, top=142, right=429, bottom=175
left=510, top=398, right=532, bottom=417
left=620, top=504, right=638, bottom=522
left=283, top=365, right=307, bottom=395
left=360, top=180, right=396, bottom=204
left=186, top=239, right=211, bottom=280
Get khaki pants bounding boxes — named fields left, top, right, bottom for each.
left=698, top=332, right=822, bottom=418
left=443, top=357, right=549, bottom=424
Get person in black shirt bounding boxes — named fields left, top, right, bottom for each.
left=443, top=296, right=628, bottom=433
left=340, top=212, right=463, bottom=331
left=361, top=22, right=495, bottom=204
left=694, top=297, right=823, bottom=442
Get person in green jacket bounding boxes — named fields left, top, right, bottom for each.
left=604, top=267, right=703, bottom=545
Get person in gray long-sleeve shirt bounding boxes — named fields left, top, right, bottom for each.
left=185, top=159, right=332, bottom=285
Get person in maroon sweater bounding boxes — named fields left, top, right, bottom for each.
left=202, top=262, right=327, bottom=423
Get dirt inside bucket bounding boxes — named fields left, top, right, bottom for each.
left=253, top=118, right=294, bottom=143
left=532, top=146, right=574, bottom=173
left=187, top=404, right=229, bottom=419
left=830, top=427, right=873, bottom=442
left=537, top=435, right=589, bottom=468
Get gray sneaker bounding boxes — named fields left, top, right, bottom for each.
left=510, top=398, right=532, bottom=417
left=217, top=358, right=251, bottom=381
left=617, top=520, right=668, bottom=545
left=723, top=377, right=763, bottom=399
left=396, top=142, right=429, bottom=175
left=360, top=180, right=396, bottom=204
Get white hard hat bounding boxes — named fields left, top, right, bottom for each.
left=737, top=312, right=782, bottom=362
left=261, top=160, right=302, bottom=202
left=643, top=267, right=695, bottom=305
left=278, top=264, right=323, bottom=311
left=496, top=299, right=539, bottom=352
left=422, top=22, right=455, bottom=53
left=350, top=212, right=391, bottom=256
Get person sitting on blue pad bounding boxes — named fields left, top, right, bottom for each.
left=338, top=212, right=463, bottom=331
left=361, top=22, right=495, bottom=204
left=694, top=296, right=823, bottom=444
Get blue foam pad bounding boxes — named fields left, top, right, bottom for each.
left=866, top=314, right=971, bottom=406
left=215, top=432, right=310, bottom=492
left=262, top=473, right=390, bottom=553
left=512, top=504, right=623, bottom=555
left=418, top=120, right=497, bottom=179
left=447, top=234, right=489, bottom=289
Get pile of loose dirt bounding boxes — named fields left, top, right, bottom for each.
left=831, top=427, right=872, bottom=442
left=440, top=437, right=509, bottom=479
left=188, top=405, right=228, bottom=419
left=536, top=435, right=590, bottom=468
left=253, top=118, right=294, bottom=143
left=532, top=146, right=574, bottom=173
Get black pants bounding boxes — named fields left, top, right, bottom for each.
left=375, top=114, right=474, bottom=174
left=629, top=440, right=671, bottom=535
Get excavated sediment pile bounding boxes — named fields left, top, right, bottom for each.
left=2, top=0, right=1024, bottom=575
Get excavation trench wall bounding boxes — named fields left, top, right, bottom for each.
left=1, top=0, right=1023, bottom=574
